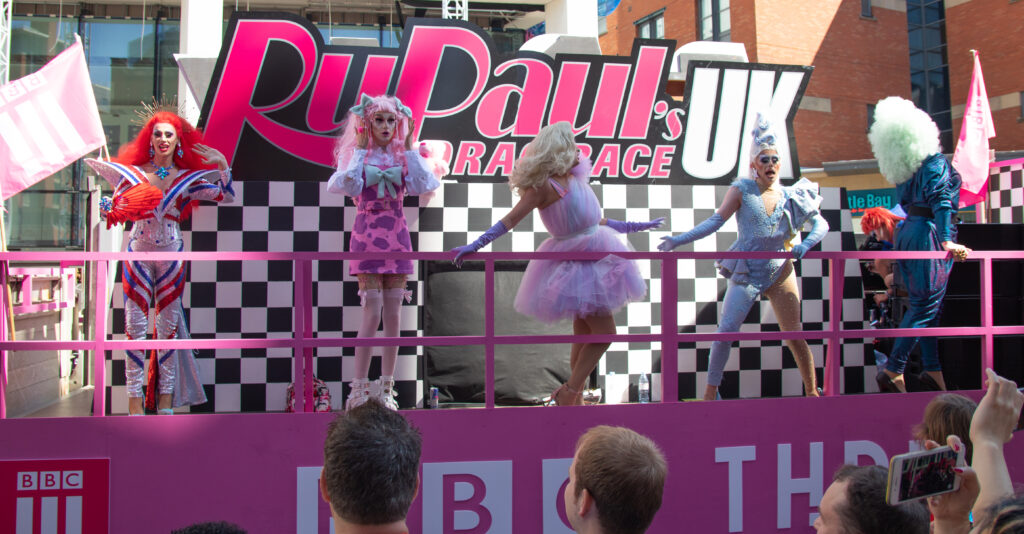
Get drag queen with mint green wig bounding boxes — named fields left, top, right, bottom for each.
left=868, top=96, right=971, bottom=393
left=660, top=113, right=828, bottom=400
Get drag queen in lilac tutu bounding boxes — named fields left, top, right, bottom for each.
left=453, top=122, right=662, bottom=405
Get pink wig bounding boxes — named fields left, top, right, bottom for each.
left=334, top=95, right=411, bottom=173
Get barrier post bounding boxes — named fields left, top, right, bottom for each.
left=0, top=262, right=7, bottom=419
left=484, top=259, right=495, bottom=409
left=823, top=257, right=844, bottom=396
left=302, top=260, right=314, bottom=412
left=660, top=258, right=678, bottom=403
left=93, top=260, right=107, bottom=416
left=293, top=259, right=310, bottom=413
left=980, top=256, right=994, bottom=372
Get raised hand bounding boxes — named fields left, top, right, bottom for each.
left=605, top=217, right=665, bottom=234
left=405, top=118, right=417, bottom=151
left=193, top=143, right=228, bottom=170
left=356, top=119, right=369, bottom=149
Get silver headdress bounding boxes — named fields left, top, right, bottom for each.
left=750, top=111, right=778, bottom=161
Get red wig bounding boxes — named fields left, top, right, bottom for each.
left=860, top=207, right=904, bottom=236
left=115, top=111, right=216, bottom=170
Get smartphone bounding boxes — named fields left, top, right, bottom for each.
left=885, top=445, right=964, bottom=505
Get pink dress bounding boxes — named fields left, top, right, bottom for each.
left=514, top=157, right=647, bottom=322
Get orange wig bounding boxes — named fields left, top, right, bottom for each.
left=115, top=111, right=216, bottom=170
left=860, top=207, right=904, bottom=237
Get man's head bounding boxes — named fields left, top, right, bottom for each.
left=563, top=426, right=667, bottom=534
left=320, top=399, right=422, bottom=525
left=814, top=465, right=929, bottom=534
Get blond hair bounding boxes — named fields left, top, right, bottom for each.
left=509, top=122, right=577, bottom=194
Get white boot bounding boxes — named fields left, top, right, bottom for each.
left=375, top=375, right=399, bottom=410
left=345, top=378, right=372, bottom=411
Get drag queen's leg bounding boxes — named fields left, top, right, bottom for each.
left=569, top=317, right=591, bottom=387
left=705, top=280, right=759, bottom=400
left=349, top=275, right=383, bottom=410
left=122, top=267, right=152, bottom=415
left=764, top=262, right=819, bottom=397
left=378, top=275, right=408, bottom=409
left=556, top=313, right=615, bottom=406
left=151, top=254, right=186, bottom=412
left=884, top=257, right=948, bottom=392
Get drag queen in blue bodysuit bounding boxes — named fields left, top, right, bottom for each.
left=660, top=113, right=828, bottom=400
left=868, top=97, right=971, bottom=393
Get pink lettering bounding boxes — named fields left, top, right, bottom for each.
left=577, top=143, right=593, bottom=161
left=476, top=58, right=553, bottom=138
left=665, top=109, right=684, bottom=141
left=620, top=46, right=668, bottom=138
left=650, top=145, right=675, bottom=178
left=592, top=144, right=621, bottom=178
left=587, top=63, right=631, bottom=137
left=452, top=141, right=487, bottom=175
left=623, top=144, right=651, bottom=178
left=483, top=142, right=516, bottom=176
left=203, top=19, right=335, bottom=166
left=442, top=474, right=492, bottom=534
left=548, top=62, right=590, bottom=135
left=357, top=55, right=398, bottom=104
left=395, top=26, right=491, bottom=122
left=306, top=53, right=352, bottom=133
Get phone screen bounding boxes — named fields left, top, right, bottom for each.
left=893, top=447, right=959, bottom=502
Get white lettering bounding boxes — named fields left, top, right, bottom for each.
left=715, top=445, right=757, bottom=532
left=777, top=442, right=823, bottom=529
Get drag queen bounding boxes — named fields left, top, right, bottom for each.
left=659, top=113, right=827, bottom=400
left=452, top=121, right=662, bottom=406
left=87, top=110, right=234, bottom=415
left=328, top=94, right=443, bottom=411
left=868, top=96, right=970, bottom=393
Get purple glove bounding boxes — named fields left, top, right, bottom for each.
left=605, top=217, right=665, bottom=233
left=452, top=221, right=509, bottom=267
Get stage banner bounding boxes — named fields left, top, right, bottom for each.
left=0, top=37, right=106, bottom=201
left=199, top=13, right=812, bottom=185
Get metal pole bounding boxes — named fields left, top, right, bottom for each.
left=660, top=257, right=678, bottom=403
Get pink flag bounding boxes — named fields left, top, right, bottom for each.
left=0, top=37, right=105, bottom=201
left=952, top=51, right=996, bottom=208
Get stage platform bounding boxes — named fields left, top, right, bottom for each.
left=3, top=392, right=1022, bottom=533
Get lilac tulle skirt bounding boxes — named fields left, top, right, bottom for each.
left=514, top=225, right=647, bottom=323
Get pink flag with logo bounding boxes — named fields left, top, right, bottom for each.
left=952, top=51, right=996, bottom=208
left=0, top=36, right=105, bottom=201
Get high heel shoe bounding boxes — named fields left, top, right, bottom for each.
left=876, top=371, right=901, bottom=393
left=548, top=384, right=582, bottom=406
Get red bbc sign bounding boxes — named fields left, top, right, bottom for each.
left=0, top=459, right=109, bottom=534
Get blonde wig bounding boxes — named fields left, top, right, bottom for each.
left=868, top=96, right=941, bottom=185
left=509, top=122, right=578, bottom=194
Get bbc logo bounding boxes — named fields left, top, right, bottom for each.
left=17, top=471, right=84, bottom=491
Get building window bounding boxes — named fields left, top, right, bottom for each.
left=861, top=0, right=873, bottom=18
left=698, top=0, right=730, bottom=41
left=867, top=104, right=876, bottom=131
left=906, top=0, right=952, bottom=152
left=634, top=10, right=665, bottom=39
left=1019, top=91, right=1023, bottom=121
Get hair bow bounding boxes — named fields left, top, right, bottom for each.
left=391, top=96, right=413, bottom=118
left=349, top=94, right=375, bottom=117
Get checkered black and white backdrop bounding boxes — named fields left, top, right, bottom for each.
left=988, top=160, right=1024, bottom=224
left=104, top=180, right=872, bottom=413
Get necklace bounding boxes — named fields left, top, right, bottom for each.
left=151, top=160, right=172, bottom=180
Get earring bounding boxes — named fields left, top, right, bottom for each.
left=149, top=146, right=155, bottom=158
left=176, top=145, right=184, bottom=158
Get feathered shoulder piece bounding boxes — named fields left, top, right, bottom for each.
left=868, top=97, right=941, bottom=185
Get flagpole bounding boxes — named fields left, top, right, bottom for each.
left=0, top=191, right=14, bottom=341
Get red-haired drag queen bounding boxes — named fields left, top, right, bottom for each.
left=87, top=110, right=234, bottom=415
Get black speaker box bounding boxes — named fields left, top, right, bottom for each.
left=422, top=260, right=572, bottom=406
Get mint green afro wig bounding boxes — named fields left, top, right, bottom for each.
left=867, top=96, right=941, bottom=185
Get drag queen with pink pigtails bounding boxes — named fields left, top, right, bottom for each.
left=453, top=121, right=663, bottom=406
left=328, top=94, right=443, bottom=411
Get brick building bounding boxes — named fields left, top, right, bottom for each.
left=599, top=0, right=1022, bottom=173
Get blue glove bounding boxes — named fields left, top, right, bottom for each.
left=452, top=221, right=509, bottom=267
left=791, top=214, right=829, bottom=259
left=658, top=213, right=725, bottom=251
left=605, top=217, right=665, bottom=233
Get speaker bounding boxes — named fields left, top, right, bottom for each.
left=422, top=260, right=572, bottom=406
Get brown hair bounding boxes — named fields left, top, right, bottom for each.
left=573, top=426, right=667, bottom=534
left=832, top=465, right=929, bottom=534
left=912, top=393, right=977, bottom=463
left=975, top=493, right=1024, bottom=534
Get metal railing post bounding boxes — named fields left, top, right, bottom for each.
left=980, top=256, right=994, bottom=372
left=660, top=258, right=678, bottom=403
left=93, top=260, right=107, bottom=416
left=484, top=259, right=495, bottom=409
left=824, top=258, right=844, bottom=396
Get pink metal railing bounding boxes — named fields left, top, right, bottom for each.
left=2, top=249, right=1023, bottom=418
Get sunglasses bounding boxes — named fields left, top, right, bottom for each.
left=759, top=155, right=780, bottom=165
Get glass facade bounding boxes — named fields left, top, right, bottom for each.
left=907, top=0, right=952, bottom=152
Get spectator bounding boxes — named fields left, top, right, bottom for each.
left=563, top=425, right=667, bottom=533
left=813, top=465, right=929, bottom=534
left=171, top=521, right=246, bottom=534
left=914, top=393, right=978, bottom=463
left=319, top=399, right=422, bottom=533
left=929, top=369, right=1024, bottom=534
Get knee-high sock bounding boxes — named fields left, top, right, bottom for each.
left=381, top=288, right=409, bottom=377
left=355, top=290, right=383, bottom=379
left=707, top=281, right=760, bottom=387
